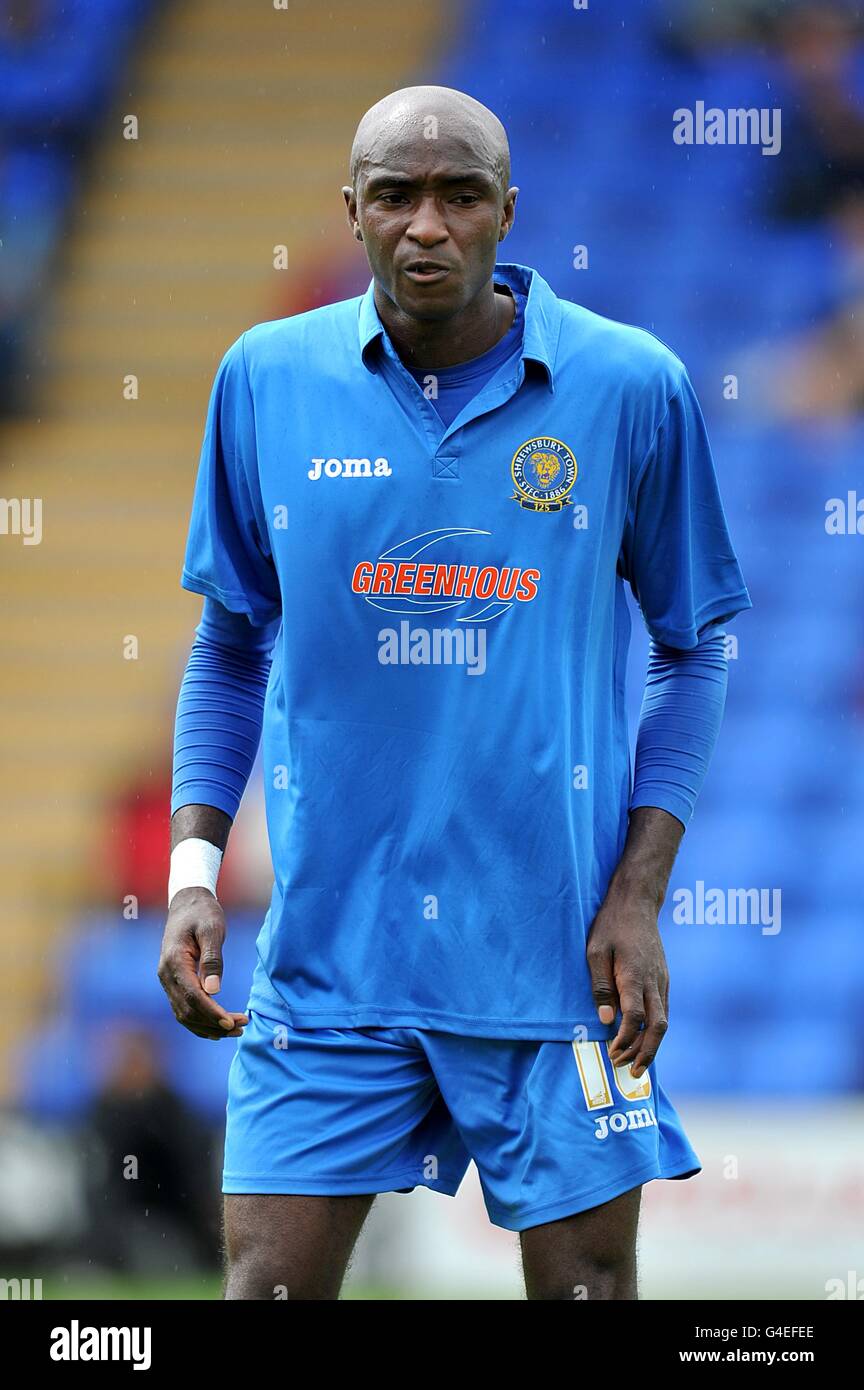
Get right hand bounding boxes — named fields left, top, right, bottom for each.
left=157, top=888, right=248, bottom=1040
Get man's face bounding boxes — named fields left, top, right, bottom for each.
left=344, top=130, right=516, bottom=322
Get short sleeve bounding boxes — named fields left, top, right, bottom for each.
left=181, top=333, right=282, bottom=626
left=618, top=368, right=752, bottom=649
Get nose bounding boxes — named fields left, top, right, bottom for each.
left=405, top=194, right=449, bottom=248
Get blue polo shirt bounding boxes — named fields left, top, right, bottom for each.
left=404, top=284, right=525, bottom=427
left=180, top=262, right=751, bottom=1039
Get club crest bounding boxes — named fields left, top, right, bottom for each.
left=510, top=436, right=577, bottom=511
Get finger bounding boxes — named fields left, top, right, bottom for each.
left=197, top=923, right=225, bottom=996
left=586, top=943, right=618, bottom=1026
left=162, top=948, right=241, bottom=1031
left=607, top=977, right=645, bottom=1062
left=185, top=1011, right=249, bottom=1040
left=629, top=990, right=668, bottom=1077
left=188, top=1023, right=246, bottom=1041
left=185, top=1011, right=247, bottom=1040
left=179, top=980, right=242, bottom=1032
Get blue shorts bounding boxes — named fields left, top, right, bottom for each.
left=222, top=1009, right=701, bottom=1232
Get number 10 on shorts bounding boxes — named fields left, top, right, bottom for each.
left=572, top=1040, right=652, bottom=1110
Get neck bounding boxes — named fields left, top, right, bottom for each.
left=374, top=277, right=515, bottom=370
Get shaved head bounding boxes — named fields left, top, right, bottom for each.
left=349, top=85, right=511, bottom=195
left=342, top=84, right=518, bottom=361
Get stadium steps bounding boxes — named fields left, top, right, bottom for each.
left=0, top=0, right=453, bottom=1098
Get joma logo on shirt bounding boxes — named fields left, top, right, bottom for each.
left=593, top=1108, right=658, bottom=1141
left=308, top=457, right=392, bottom=479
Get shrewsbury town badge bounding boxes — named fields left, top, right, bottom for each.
left=510, top=436, right=577, bottom=511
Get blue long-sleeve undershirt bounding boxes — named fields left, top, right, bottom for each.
left=171, top=598, right=278, bottom=819
left=629, top=628, right=728, bottom=828
left=171, top=598, right=728, bottom=829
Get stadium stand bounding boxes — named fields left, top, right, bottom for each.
left=0, top=0, right=154, bottom=409
left=0, top=0, right=450, bottom=1100
left=2, top=0, right=862, bottom=1120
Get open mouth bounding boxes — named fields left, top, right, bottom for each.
left=402, top=262, right=451, bottom=283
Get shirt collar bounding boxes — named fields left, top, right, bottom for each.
left=358, top=262, right=560, bottom=393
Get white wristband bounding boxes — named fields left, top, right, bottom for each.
left=168, top=838, right=223, bottom=906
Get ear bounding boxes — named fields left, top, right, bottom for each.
left=341, top=185, right=359, bottom=238
left=499, top=185, right=519, bottom=240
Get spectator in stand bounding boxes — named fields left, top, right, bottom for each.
left=0, top=0, right=151, bottom=411
left=101, top=757, right=272, bottom=911
left=770, top=2, right=864, bottom=222
left=80, top=1027, right=220, bottom=1274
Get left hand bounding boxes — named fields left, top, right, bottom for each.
left=585, top=889, right=670, bottom=1079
